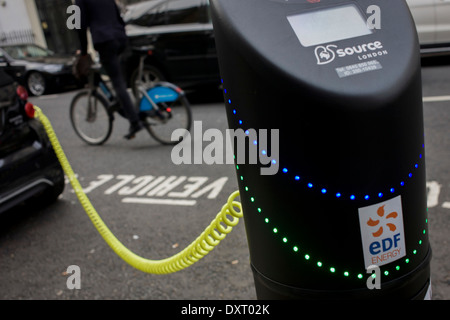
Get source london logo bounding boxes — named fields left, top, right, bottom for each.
left=314, top=41, right=387, bottom=65
left=315, top=45, right=337, bottom=65
left=358, top=196, right=406, bottom=269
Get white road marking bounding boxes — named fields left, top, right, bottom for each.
left=122, top=197, right=197, bottom=206
left=423, top=95, right=450, bottom=103
left=426, top=181, right=441, bottom=208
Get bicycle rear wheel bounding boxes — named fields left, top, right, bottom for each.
left=70, top=90, right=113, bottom=145
left=140, top=85, right=192, bottom=145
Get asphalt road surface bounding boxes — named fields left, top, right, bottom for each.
left=0, top=58, right=449, bottom=300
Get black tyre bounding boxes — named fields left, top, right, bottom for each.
left=27, top=71, right=46, bottom=96
left=70, top=90, right=113, bottom=145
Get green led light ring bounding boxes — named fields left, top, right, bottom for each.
left=240, top=169, right=429, bottom=280
left=227, top=95, right=429, bottom=280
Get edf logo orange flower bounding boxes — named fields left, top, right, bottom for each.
left=366, top=205, right=399, bottom=238
left=359, top=196, right=406, bottom=268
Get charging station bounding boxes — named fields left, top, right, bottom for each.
left=211, top=0, right=432, bottom=299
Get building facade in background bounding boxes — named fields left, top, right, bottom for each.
left=0, top=0, right=46, bottom=48
left=0, top=0, right=145, bottom=54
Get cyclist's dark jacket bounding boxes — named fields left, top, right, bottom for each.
left=76, top=0, right=127, bottom=55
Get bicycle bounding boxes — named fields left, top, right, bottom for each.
left=70, top=46, right=192, bottom=145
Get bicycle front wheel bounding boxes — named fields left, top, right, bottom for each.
left=141, top=86, right=192, bottom=145
left=70, top=90, right=113, bottom=145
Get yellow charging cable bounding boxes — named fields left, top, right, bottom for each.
left=33, top=105, right=243, bottom=274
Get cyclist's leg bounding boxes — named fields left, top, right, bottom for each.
left=96, top=40, right=142, bottom=139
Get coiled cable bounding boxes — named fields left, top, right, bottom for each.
left=33, top=105, right=243, bottom=274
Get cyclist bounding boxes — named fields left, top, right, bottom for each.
left=76, top=0, right=143, bottom=139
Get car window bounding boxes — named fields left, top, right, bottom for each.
left=126, top=1, right=167, bottom=27
left=125, top=0, right=206, bottom=27
left=26, top=45, right=52, bottom=57
left=166, top=0, right=205, bottom=25
left=2, top=45, right=51, bottom=59
left=205, top=0, right=211, bottom=23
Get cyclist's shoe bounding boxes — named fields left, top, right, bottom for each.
left=124, top=121, right=143, bottom=140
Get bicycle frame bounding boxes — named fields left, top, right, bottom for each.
left=83, top=65, right=122, bottom=122
left=135, top=54, right=161, bottom=112
left=82, top=69, right=101, bottom=121
left=70, top=49, right=192, bottom=146
left=133, top=52, right=187, bottom=126
left=86, top=66, right=113, bottom=103
left=83, top=52, right=185, bottom=124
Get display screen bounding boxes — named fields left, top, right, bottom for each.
left=287, top=4, right=372, bottom=47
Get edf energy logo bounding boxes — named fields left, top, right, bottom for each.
left=358, top=196, right=406, bottom=268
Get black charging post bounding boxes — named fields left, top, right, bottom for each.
left=211, top=0, right=432, bottom=299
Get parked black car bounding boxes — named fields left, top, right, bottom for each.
left=0, top=69, right=64, bottom=214
left=123, top=0, right=220, bottom=89
left=0, top=43, right=79, bottom=96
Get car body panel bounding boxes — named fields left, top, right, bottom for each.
left=124, top=0, right=220, bottom=88
left=436, top=0, right=450, bottom=43
left=0, top=69, right=64, bottom=214
left=407, top=0, right=450, bottom=55
left=0, top=44, right=78, bottom=96
left=407, top=0, right=437, bottom=44
left=122, top=0, right=450, bottom=89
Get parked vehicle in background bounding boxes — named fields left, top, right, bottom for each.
left=407, top=0, right=450, bottom=56
left=123, top=0, right=220, bottom=90
left=0, top=43, right=79, bottom=96
left=121, top=0, right=450, bottom=91
left=0, top=69, right=64, bottom=214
